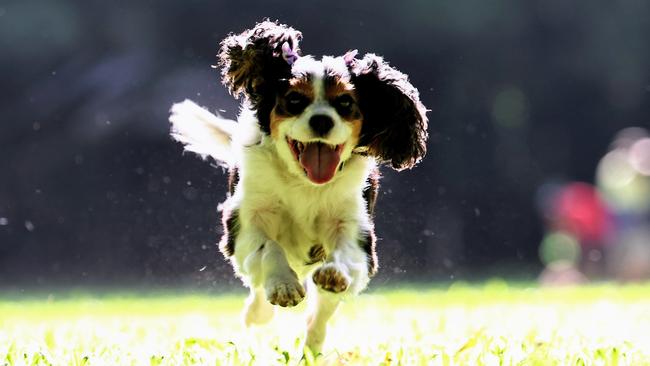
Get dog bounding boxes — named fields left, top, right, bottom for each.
left=169, top=20, right=428, bottom=353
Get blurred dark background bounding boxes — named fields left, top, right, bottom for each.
left=1, top=0, right=648, bottom=288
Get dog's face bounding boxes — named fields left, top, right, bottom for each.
left=270, top=56, right=362, bottom=184
left=219, top=21, right=428, bottom=185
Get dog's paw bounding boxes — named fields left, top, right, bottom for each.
left=265, top=279, right=306, bottom=307
left=312, top=264, right=350, bottom=293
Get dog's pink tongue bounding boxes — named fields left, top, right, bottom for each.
left=300, top=143, right=341, bottom=184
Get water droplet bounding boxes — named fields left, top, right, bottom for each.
left=25, top=221, right=35, bottom=231
left=437, top=186, right=446, bottom=196
left=183, top=187, right=198, bottom=201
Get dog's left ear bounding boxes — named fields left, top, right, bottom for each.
left=348, top=52, right=428, bottom=170
left=218, top=20, right=302, bottom=106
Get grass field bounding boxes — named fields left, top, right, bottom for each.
left=1, top=282, right=650, bottom=365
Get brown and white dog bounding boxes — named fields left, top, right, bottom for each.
left=169, top=20, right=427, bottom=353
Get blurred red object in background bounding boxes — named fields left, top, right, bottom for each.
left=552, top=182, right=612, bottom=246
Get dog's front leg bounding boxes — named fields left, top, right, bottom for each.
left=237, top=229, right=305, bottom=306
left=305, top=233, right=371, bottom=353
left=235, top=229, right=306, bottom=326
left=260, top=239, right=306, bottom=307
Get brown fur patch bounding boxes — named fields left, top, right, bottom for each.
left=325, top=80, right=354, bottom=100
left=270, top=108, right=288, bottom=139
left=363, top=167, right=380, bottom=216
left=289, top=78, right=315, bottom=99
left=349, top=118, right=363, bottom=146
left=228, top=167, right=239, bottom=196
left=219, top=207, right=239, bottom=257
left=306, top=244, right=327, bottom=265
left=359, top=229, right=378, bottom=277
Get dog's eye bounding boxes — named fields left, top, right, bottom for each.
left=285, top=92, right=309, bottom=115
left=334, top=95, right=354, bottom=116
left=287, top=92, right=305, bottom=104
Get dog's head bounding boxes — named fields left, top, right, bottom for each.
left=219, top=21, right=428, bottom=185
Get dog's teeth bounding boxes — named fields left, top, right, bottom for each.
left=297, top=142, right=304, bottom=151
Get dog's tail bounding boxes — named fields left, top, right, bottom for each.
left=169, top=99, right=238, bottom=167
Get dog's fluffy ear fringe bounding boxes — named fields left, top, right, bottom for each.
left=169, top=99, right=237, bottom=167
left=349, top=54, right=429, bottom=171
left=218, top=20, right=302, bottom=103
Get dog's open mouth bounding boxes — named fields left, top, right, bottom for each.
left=287, top=137, right=344, bottom=184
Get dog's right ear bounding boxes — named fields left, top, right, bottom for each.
left=348, top=53, right=428, bottom=171
left=218, top=20, right=302, bottom=106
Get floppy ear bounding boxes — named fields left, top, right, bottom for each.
left=348, top=53, right=428, bottom=170
left=218, top=20, right=302, bottom=107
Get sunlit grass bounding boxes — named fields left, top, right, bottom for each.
left=1, top=282, right=650, bottom=365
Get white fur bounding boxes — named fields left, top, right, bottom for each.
left=230, top=133, right=374, bottom=353
left=170, top=92, right=375, bottom=353
left=169, top=100, right=238, bottom=166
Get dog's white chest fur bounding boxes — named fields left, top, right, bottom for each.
left=229, top=138, right=373, bottom=279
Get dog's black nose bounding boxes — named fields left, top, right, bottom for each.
left=309, top=115, right=334, bottom=137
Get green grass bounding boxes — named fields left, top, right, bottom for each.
left=2, top=282, right=650, bottom=365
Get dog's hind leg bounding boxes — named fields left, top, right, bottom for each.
left=304, top=287, right=341, bottom=355
left=306, top=233, right=372, bottom=353
left=243, top=287, right=275, bottom=326
left=241, top=246, right=275, bottom=326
